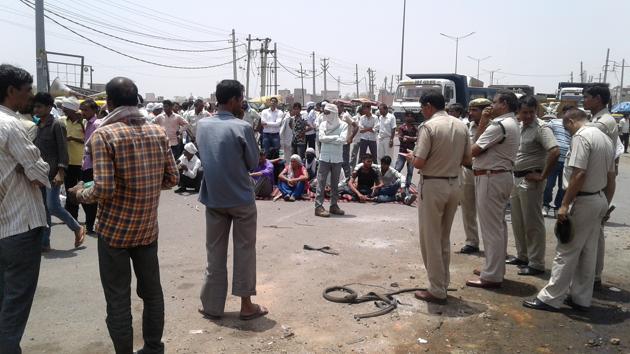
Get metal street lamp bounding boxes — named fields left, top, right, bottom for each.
left=468, top=55, right=491, bottom=80
left=399, top=0, right=407, bottom=79
left=440, top=32, right=475, bottom=74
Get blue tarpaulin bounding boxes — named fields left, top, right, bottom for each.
left=611, top=102, right=630, bottom=113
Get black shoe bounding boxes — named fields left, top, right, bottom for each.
left=174, top=187, right=186, bottom=193
left=506, top=256, right=528, bottom=266
left=522, top=298, right=558, bottom=312
left=518, top=266, right=545, bottom=276
left=564, top=296, right=589, bottom=312
left=460, top=245, right=480, bottom=254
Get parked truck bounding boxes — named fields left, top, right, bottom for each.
left=391, top=74, right=497, bottom=124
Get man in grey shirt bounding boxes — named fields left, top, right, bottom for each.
left=196, top=80, right=268, bottom=321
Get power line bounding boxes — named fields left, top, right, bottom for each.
left=22, top=0, right=240, bottom=53
left=20, top=0, right=246, bottom=70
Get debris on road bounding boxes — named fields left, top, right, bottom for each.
left=417, top=338, right=428, bottom=344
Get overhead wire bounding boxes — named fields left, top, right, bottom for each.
left=19, top=0, right=246, bottom=70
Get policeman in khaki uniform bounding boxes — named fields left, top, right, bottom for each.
left=466, top=91, right=520, bottom=289
left=404, top=91, right=471, bottom=304
left=459, top=98, right=492, bottom=255
left=524, top=108, right=616, bottom=312
left=506, top=96, right=559, bottom=276
left=583, top=84, right=618, bottom=288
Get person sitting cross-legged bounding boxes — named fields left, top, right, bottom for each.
left=277, top=154, right=309, bottom=201
left=249, top=150, right=274, bottom=198
left=374, top=155, right=414, bottom=204
left=349, top=153, right=383, bottom=202
left=175, top=142, right=203, bottom=193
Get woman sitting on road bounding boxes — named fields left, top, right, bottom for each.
left=277, top=154, right=309, bottom=201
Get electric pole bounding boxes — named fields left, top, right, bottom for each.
left=273, top=43, right=278, bottom=95
left=440, top=32, right=475, bottom=74
left=468, top=55, right=491, bottom=80
left=321, top=58, right=329, bottom=100
left=259, top=38, right=271, bottom=97
left=620, top=59, right=625, bottom=103
left=390, top=75, right=394, bottom=92
left=311, top=52, right=316, bottom=99
left=399, top=0, right=406, bottom=79
left=298, top=63, right=307, bottom=105
left=367, top=68, right=376, bottom=100
left=35, top=0, right=48, bottom=92
left=580, top=61, right=584, bottom=83
left=245, top=34, right=251, bottom=98
left=603, top=48, right=610, bottom=83
left=231, top=29, right=237, bottom=80
left=570, top=71, right=574, bottom=83
left=355, top=64, right=360, bottom=98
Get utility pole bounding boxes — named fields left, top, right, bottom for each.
left=620, top=59, right=625, bottom=103
left=35, top=0, right=48, bottom=92
left=440, top=32, right=475, bottom=74
left=468, top=56, right=491, bottom=80
left=580, top=61, right=584, bottom=83
left=298, top=63, right=306, bottom=105
left=598, top=73, right=602, bottom=83
left=311, top=52, right=316, bottom=98
left=367, top=68, right=376, bottom=100
left=273, top=43, right=278, bottom=95
left=570, top=71, right=574, bottom=83
left=321, top=58, right=329, bottom=100
left=355, top=64, right=360, bottom=98
left=231, top=29, right=237, bottom=80
left=245, top=34, right=251, bottom=98
left=486, top=68, right=501, bottom=85
left=603, top=48, right=610, bottom=83
left=259, top=38, right=271, bottom=97
left=399, top=0, right=407, bottom=78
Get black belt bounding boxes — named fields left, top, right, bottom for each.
left=513, top=169, right=542, bottom=178
left=423, top=175, right=458, bottom=180
left=577, top=190, right=602, bottom=197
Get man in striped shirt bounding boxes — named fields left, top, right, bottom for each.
left=0, top=64, right=50, bottom=354
left=72, top=77, right=179, bottom=354
left=542, top=110, right=571, bottom=218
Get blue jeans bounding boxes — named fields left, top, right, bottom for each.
left=278, top=181, right=305, bottom=198
left=394, top=154, right=414, bottom=189
left=0, top=227, right=44, bottom=354
left=42, top=185, right=82, bottom=248
left=262, top=133, right=281, bottom=154
left=543, top=161, right=565, bottom=209
left=376, top=181, right=401, bottom=203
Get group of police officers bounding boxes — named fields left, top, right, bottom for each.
left=407, top=84, right=617, bottom=312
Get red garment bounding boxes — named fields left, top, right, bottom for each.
left=280, top=165, right=310, bottom=192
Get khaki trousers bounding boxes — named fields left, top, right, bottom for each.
left=200, top=203, right=257, bottom=316
left=510, top=177, right=547, bottom=270
left=537, top=193, right=608, bottom=308
left=595, top=227, right=605, bottom=282
left=460, top=168, right=479, bottom=247
left=475, top=172, right=513, bottom=283
left=418, top=178, right=461, bottom=299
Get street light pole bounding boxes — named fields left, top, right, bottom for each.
left=468, top=55, right=491, bottom=80
left=399, top=0, right=406, bottom=79
left=440, top=32, right=475, bottom=74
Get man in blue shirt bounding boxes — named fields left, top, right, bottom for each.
left=196, top=80, right=268, bottom=321
left=542, top=110, right=571, bottom=218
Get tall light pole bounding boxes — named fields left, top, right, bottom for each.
left=468, top=55, right=491, bottom=80
left=484, top=68, right=501, bottom=85
left=35, top=0, right=49, bottom=92
left=440, top=32, right=475, bottom=74
left=399, top=0, right=407, bottom=79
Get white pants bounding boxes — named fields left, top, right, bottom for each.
left=377, top=138, right=393, bottom=161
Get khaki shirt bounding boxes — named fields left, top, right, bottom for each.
left=563, top=126, right=615, bottom=193
left=414, top=111, right=469, bottom=177
left=473, top=113, right=520, bottom=171
left=514, top=118, right=558, bottom=171
left=589, top=108, right=618, bottom=144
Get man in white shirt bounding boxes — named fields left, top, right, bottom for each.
left=176, top=143, right=203, bottom=193
left=305, top=102, right=318, bottom=150
left=358, top=102, right=378, bottom=161
left=154, top=100, right=189, bottom=158
left=376, top=103, right=397, bottom=161
left=184, top=98, right=211, bottom=142
left=0, top=64, right=50, bottom=354
left=260, top=97, right=283, bottom=154
left=619, top=114, right=629, bottom=153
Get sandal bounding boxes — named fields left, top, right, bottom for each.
left=74, top=227, right=86, bottom=248
left=239, top=304, right=268, bottom=321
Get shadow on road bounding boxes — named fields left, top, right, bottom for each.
left=426, top=297, right=488, bottom=317
left=593, top=285, right=630, bottom=303
left=204, top=312, right=277, bottom=333
left=562, top=302, right=630, bottom=325
left=42, top=246, right=85, bottom=259
left=490, top=278, right=539, bottom=297
left=603, top=221, right=628, bottom=228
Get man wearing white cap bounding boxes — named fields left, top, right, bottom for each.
left=315, top=103, right=348, bottom=217
left=176, top=142, right=203, bottom=193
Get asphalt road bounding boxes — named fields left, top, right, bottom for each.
left=22, top=155, right=630, bottom=353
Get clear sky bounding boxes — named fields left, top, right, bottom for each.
left=2, top=0, right=630, bottom=99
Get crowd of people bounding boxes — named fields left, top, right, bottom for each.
left=0, top=61, right=623, bottom=354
